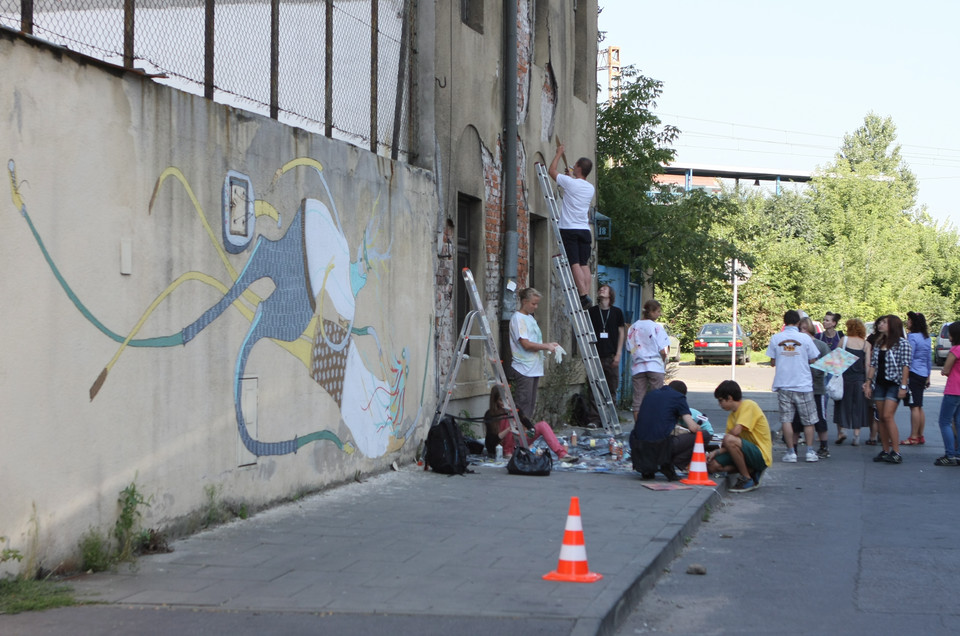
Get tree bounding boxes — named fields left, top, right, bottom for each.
left=596, top=68, right=753, bottom=313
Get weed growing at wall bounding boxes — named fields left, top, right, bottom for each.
left=116, top=480, right=152, bottom=563
left=534, top=356, right=583, bottom=427
left=79, top=529, right=112, bottom=573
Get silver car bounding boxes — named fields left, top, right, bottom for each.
left=935, top=322, right=954, bottom=366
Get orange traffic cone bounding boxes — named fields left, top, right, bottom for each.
left=542, top=496, right=603, bottom=583
left=681, top=430, right=717, bottom=486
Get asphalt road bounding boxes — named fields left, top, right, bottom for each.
left=616, top=364, right=959, bottom=635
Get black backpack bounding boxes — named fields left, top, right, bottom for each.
left=424, top=415, right=470, bottom=475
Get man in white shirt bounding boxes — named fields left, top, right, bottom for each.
left=766, top=309, right=822, bottom=463
left=548, top=144, right=595, bottom=309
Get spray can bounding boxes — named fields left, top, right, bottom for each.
left=609, top=437, right=616, bottom=455
left=570, top=430, right=578, bottom=447
left=495, top=444, right=503, bottom=461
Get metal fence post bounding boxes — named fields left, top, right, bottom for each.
left=370, top=0, right=378, bottom=153
left=324, top=0, right=333, bottom=138
left=123, top=0, right=134, bottom=68
left=204, top=0, right=214, bottom=99
left=270, top=0, right=279, bottom=119
left=20, top=0, right=33, bottom=35
left=391, top=0, right=410, bottom=161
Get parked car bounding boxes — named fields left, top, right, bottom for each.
left=665, top=328, right=681, bottom=362
left=935, top=321, right=954, bottom=366
left=693, top=323, right=751, bottom=365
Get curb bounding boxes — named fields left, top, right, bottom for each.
left=575, top=479, right=728, bottom=636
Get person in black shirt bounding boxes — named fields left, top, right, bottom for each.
left=586, top=284, right=626, bottom=426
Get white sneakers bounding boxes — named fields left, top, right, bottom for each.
left=782, top=449, right=819, bottom=462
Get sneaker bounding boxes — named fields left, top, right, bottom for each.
left=730, top=476, right=758, bottom=493
left=933, top=456, right=958, bottom=466
left=816, top=447, right=831, bottom=459
left=580, top=295, right=593, bottom=309
left=751, top=466, right=766, bottom=486
left=560, top=454, right=579, bottom=464
left=884, top=451, right=903, bottom=464
left=805, top=449, right=819, bottom=462
left=782, top=450, right=798, bottom=463
left=872, top=451, right=889, bottom=462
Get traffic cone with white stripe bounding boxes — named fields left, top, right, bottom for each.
left=681, top=430, right=717, bottom=486
left=542, top=496, right=603, bottom=583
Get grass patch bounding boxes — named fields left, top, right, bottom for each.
left=0, top=578, right=78, bottom=614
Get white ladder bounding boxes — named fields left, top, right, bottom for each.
left=435, top=268, right=528, bottom=449
left=535, top=162, right=621, bottom=436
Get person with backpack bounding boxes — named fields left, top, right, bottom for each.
left=483, top=385, right=576, bottom=462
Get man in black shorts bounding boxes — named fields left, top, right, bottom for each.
left=548, top=144, right=595, bottom=309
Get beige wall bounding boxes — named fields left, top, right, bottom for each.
left=433, top=0, right=598, bottom=402
left=1, top=32, right=436, bottom=570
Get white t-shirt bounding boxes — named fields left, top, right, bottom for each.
left=555, top=173, right=594, bottom=231
left=766, top=326, right=819, bottom=392
left=510, top=311, right=544, bottom=377
left=627, top=319, right=670, bottom=375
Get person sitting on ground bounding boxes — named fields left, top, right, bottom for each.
left=483, top=385, right=576, bottom=463
left=629, top=380, right=703, bottom=480
left=707, top=380, right=773, bottom=493
left=669, top=383, right=718, bottom=452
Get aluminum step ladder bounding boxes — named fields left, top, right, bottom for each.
left=435, top=267, right=528, bottom=449
left=535, top=162, right=621, bottom=436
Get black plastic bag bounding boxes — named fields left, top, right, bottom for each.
left=506, top=447, right=552, bottom=476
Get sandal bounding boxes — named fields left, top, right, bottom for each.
left=865, top=439, right=878, bottom=446
left=918, top=436, right=926, bottom=445
left=835, top=433, right=847, bottom=445
left=901, top=437, right=920, bottom=445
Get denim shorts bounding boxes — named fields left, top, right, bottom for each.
left=872, top=382, right=902, bottom=402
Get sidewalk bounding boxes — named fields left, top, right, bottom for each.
left=1, top=430, right=724, bottom=636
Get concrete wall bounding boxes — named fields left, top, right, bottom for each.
left=433, top=0, right=598, bottom=406
left=1, top=31, right=436, bottom=571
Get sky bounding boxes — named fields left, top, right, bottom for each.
left=597, top=0, right=960, bottom=228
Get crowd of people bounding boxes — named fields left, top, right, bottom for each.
left=499, top=145, right=960, bottom=483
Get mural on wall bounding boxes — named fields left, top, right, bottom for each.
left=7, top=157, right=417, bottom=459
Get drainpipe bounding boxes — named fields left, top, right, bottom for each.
left=501, top=0, right=519, bottom=320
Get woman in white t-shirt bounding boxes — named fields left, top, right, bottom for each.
left=627, top=299, right=671, bottom=419
left=509, top=288, right=560, bottom=418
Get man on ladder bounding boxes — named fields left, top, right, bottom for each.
left=548, top=144, right=595, bottom=309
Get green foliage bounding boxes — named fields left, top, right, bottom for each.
left=0, top=578, right=77, bottom=614
left=79, top=528, right=112, bottom=573
left=0, top=536, right=23, bottom=571
left=633, top=111, right=960, bottom=349
left=203, top=484, right=231, bottom=528
left=534, top=356, right=583, bottom=427
left=116, top=481, right=151, bottom=563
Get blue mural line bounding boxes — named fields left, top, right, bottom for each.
left=8, top=160, right=182, bottom=349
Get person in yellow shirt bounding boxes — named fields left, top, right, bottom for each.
left=707, top=380, right=773, bottom=493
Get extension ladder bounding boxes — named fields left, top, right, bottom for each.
left=435, top=268, right=528, bottom=449
left=535, top=162, right=621, bottom=436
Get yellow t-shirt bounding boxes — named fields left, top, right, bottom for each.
left=726, top=399, right=773, bottom=467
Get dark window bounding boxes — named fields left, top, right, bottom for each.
left=456, top=194, right=482, bottom=355
left=573, top=0, right=588, bottom=101
left=461, top=0, right=483, bottom=33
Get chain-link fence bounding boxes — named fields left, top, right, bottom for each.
left=1, top=0, right=412, bottom=159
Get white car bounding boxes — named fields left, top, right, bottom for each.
left=666, top=329, right=681, bottom=362
left=936, top=321, right=954, bottom=366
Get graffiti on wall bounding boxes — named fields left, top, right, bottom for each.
left=7, top=157, right=415, bottom=459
